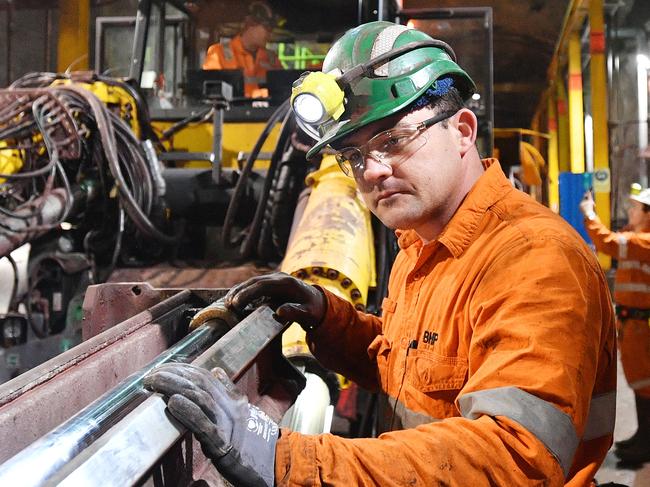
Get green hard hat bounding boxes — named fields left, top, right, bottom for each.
left=305, top=21, right=476, bottom=159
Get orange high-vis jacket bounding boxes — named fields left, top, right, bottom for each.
left=584, top=217, right=650, bottom=397
left=275, top=160, right=616, bottom=486
left=202, top=34, right=281, bottom=97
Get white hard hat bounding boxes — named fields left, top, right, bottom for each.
left=630, top=188, right=650, bottom=207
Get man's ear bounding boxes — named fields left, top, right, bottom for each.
left=453, top=108, right=478, bottom=156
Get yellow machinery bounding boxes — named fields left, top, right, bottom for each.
left=281, top=155, right=376, bottom=357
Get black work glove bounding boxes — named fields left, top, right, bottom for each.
left=224, top=272, right=327, bottom=331
left=143, top=363, right=278, bottom=487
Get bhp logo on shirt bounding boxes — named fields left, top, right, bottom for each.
left=423, top=330, right=439, bottom=345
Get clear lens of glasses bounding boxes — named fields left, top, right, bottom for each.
left=334, top=126, right=427, bottom=177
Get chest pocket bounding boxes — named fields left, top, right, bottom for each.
left=407, top=348, right=468, bottom=393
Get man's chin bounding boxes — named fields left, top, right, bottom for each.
left=374, top=210, right=414, bottom=231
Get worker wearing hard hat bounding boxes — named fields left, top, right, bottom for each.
left=202, top=0, right=282, bottom=97
left=146, top=21, right=616, bottom=486
left=581, top=187, right=650, bottom=465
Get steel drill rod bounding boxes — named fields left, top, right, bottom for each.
left=0, top=311, right=231, bottom=486
left=54, top=306, right=289, bottom=487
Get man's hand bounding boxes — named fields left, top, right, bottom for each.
left=580, top=191, right=597, bottom=220
left=224, top=272, right=327, bottom=331
left=143, top=363, right=277, bottom=487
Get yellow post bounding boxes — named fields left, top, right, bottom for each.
left=57, top=0, right=90, bottom=72
left=568, top=31, right=585, bottom=174
left=547, top=91, right=560, bottom=213
left=589, top=0, right=611, bottom=269
left=556, top=81, right=571, bottom=173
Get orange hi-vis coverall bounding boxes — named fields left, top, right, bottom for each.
left=584, top=216, right=650, bottom=398
left=275, top=160, right=616, bottom=486
left=202, top=34, right=282, bottom=97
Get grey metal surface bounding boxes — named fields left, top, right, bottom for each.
left=41, top=307, right=294, bottom=486
left=0, top=319, right=228, bottom=486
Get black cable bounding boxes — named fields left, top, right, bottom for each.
left=60, top=86, right=179, bottom=244
left=222, top=99, right=290, bottom=248
left=240, top=107, right=294, bottom=258
left=160, top=107, right=214, bottom=140
left=112, top=114, right=155, bottom=214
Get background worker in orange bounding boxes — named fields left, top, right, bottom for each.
left=145, top=22, right=617, bottom=486
left=581, top=188, right=650, bottom=465
left=202, top=1, right=282, bottom=97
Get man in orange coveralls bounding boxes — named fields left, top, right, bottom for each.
left=581, top=188, right=650, bottom=465
left=202, top=1, right=282, bottom=97
left=145, top=21, right=617, bottom=486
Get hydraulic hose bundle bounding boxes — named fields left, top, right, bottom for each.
left=0, top=73, right=177, bottom=263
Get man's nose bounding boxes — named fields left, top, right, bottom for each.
left=360, top=153, right=392, bottom=181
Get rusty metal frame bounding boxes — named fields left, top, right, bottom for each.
left=0, top=282, right=304, bottom=487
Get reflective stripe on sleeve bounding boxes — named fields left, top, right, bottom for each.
left=222, top=39, right=233, bottom=61
left=618, top=260, right=650, bottom=275
left=630, top=377, right=650, bottom=391
left=617, top=235, right=628, bottom=259
left=458, top=386, right=578, bottom=477
left=582, top=391, right=616, bottom=441
left=614, top=282, right=650, bottom=294
left=380, top=395, right=441, bottom=431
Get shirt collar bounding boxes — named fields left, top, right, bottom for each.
left=396, top=159, right=514, bottom=257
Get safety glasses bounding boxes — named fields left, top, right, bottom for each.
left=333, top=110, right=457, bottom=177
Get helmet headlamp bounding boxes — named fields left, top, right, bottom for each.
left=291, top=71, right=345, bottom=125
left=292, top=93, right=325, bottom=123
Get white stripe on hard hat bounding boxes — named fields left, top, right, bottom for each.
left=371, top=24, right=411, bottom=77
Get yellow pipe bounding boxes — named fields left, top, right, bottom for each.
left=545, top=0, right=588, bottom=83
left=547, top=92, right=560, bottom=213
left=533, top=0, right=588, bottom=123
left=281, top=155, right=376, bottom=357
left=568, top=32, right=586, bottom=173
left=57, top=0, right=90, bottom=72
left=556, top=81, right=571, bottom=173
left=589, top=0, right=611, bottom=269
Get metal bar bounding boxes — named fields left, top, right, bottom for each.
left=211, top=106, right=223, bottom=184
left=157, top=0, right=165, bottom=79
left=158, top=151, right=214, bottom=161
left=129, top=0, right=152, bottom=83
left=47, top=307, right=288, bottom=486
left=94, top=17, right=104, bottom=73
left=377, top=0, right=385, bottom=21
left=0, top=315, right=232, bottom=486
